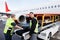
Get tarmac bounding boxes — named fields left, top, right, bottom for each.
left=0, top=21, right=22, bottom=40
left=0, top=21, right=60, bottom=40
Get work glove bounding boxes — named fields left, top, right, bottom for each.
left=12, top=32, right=15, bottom=34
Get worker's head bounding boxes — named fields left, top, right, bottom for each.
left=11, top=14, right=16, bottom=20
left=29, top=12, right=34, bottom=18
left=6, top=14, right=10, bottom=18
left=19, top=15, right=25, bottom=22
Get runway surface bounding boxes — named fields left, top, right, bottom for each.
left=0, top=21, right=60, bottom=40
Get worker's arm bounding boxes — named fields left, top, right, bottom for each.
left=15, top=25, right=23, bottom=29
left=11, top=22, right=23, bottom=30
left=29, top=18, right=37, bottom=35
left=14, top=20, right=20, bottom=24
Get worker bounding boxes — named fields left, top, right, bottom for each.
left=16, top=15, right=30, bottom=40
left=28, top=12, right=38, bottom=40
left=3, top=14, right=23, bottom=40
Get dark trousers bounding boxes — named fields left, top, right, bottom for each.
left=16, top=27, right=30, bottom=40
left=4, top=34, right=12, bottom=40
left=16, top=27, right=30, bottom=36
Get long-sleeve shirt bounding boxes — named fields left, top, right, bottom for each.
left=30, top=17, right=37, bottom=35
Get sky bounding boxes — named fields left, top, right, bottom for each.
left=0, top=0, right=60, bottom=12
left=0, top=0, right=4, bottom=12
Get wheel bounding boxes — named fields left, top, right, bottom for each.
left=47, top=33, right=51, bottom=40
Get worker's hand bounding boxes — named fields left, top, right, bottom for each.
left=15, top=25, right=23, bottom=30
left=19, top=27, right=23, bottom=30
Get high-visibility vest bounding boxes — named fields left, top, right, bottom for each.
left=30, top=18, right=38, bottom=33
left=4, top=18, right=14, bottom=35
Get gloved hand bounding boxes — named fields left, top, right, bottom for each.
left=12, top=30, right=16, bottom=35
left=12, top=32, right=15, bottom=34
left=29, top=32, right=32, bottom=36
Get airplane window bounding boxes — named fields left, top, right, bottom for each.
left=54, top=5, right=57, bottom=8
left=36, top=8, right=39, bottom=10
left=48, top=6, right=50, bottom=8
left=45, top=7, right=47, bottom=9
left=42, top=7, right=44, bottom=9
left=51, top=6, right=53, bottom=8
left=40, top=8, right=41, bottom=9
left=58, top=5, right=60, bottom=7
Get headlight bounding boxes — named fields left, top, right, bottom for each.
left=40, top=33, right=46, bottom=36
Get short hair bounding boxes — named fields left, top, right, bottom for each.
left=30, top=12, right=34, bottom=14
left=19, top=15, right=25, bottom=22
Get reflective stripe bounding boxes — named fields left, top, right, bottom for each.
left=34, top=21, right=38, bottom=33
left=4, top=18, right=14, bottom=35
left=30, top=20, right=32, bottom=28
left=30, top=18, right=38, bottom=33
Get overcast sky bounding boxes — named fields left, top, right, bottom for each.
left=0, top=0, right=60, bottom=12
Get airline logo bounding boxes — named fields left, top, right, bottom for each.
left=5, top=2, right=11, bottom=12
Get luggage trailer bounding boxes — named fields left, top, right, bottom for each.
left=15, top=14, right=60, bottom=40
